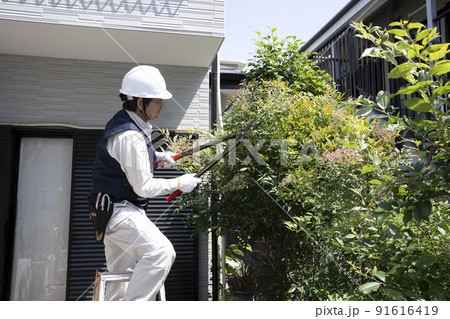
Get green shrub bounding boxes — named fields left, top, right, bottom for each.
left=174, top=81, right=405, bottom=300
left=347, top=20, right=450, bottom=300
left=244, top=27, right=333, bottom=95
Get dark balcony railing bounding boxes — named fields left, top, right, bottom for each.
left=310, top=10, right=450, bottom=120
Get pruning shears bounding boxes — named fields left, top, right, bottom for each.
left=155, top=118, right=260, bottom=202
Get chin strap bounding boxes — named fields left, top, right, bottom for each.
left=139, top=98, right=151, bottom=122
left=140, top=108, right=150, bottom=122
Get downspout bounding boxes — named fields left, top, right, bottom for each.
left=210, top=55, right=220, bottom=301
left=216, top=57, right=223, bottom=129
left=426, top=0, right=437, bottom=28
left=210, top=56, right=218, bottom=130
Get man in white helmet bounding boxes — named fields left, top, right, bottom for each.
left=90, top=65, right=201, bottom=301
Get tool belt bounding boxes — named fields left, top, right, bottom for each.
left=89, top=193, right=113, bottom=244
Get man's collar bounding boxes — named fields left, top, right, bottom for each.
left=126, top=110, right=153, bottom=137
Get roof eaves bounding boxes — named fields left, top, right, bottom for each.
left=300, top=0, right=360, bottom=53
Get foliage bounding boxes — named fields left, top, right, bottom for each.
left=225, top=244, right=256, bottom=293
left=244, top=27, right=333, bottom=95
left=174, top=80, right=405, bottom=300
left=168, top=22, right=449, bottom=301
left=348, top=20, right=450, bottom=300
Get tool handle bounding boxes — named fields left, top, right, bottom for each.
left=171, top=153, right=182, bottom=161
left=166, top=189, right=182, bottom=203
left=154, top=153, right=182, bottom=169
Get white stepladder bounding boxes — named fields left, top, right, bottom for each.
left=92, top=270, right=166, bottom=301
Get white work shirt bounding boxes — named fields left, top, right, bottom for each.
left=105, top=110, right=178, bottom=198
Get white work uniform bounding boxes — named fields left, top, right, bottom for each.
left=103, top=110, right=177, bottom=301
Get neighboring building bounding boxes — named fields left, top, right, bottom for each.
left=219, top=60, right=246, bottom=110
left=0, top=0, right=224, bottom=300
left=301, top=0, right=450, bottom=118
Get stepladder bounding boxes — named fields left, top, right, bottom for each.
left=92, top=270, right=166, bottom=301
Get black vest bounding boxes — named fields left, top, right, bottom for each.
left=90, top=109, right=156, bottom=208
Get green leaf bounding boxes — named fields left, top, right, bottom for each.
left=371, top=266, right=378, bottom=276
left=350, top=206, right=367, bottom=212
left=407, top=44, right=423, bottom=59
left=389, top=21, right=403, bottom=27
left=422, top=27, right=438, bottom=46
left=369, top=179, right=382, bottom=185
left=370, top=154, right=382, bottom=165
left=382, top=51, right=398, bottom=65
left=381, top=33, right=389, bottom=43
left=413, top=200, right=432, bottom=221
left=359, top=282, right=381, bottom=294
left=432, top=83, right=450, bottom=99
left=437, top=227, right=446, bottom=236
left=414, top=254, right=435, bottom=268
left=416, top=28, right=432, bottom=42
left=387, top=29, right=407, bottom=37
left=387, top=264, right=401, bottom=275
left=355, top=106, right=373, bottom=117
left=396, top=81, right=434, bottom=95
left=361, top=165, right=378, bottom=175
left=396, top=42, right=411, bottom=51
left=361, top=47, right=381, bottom=59
left=378, top=202, right=392, bottom=211
left=429, top=60, right=450, bottom=76
left=375, top=271, right=386, bottom=282
left=430, top=284, right=445, bottom=301
left=403, top=98, right=432, bottom=112
left=376, top=91, right=390, bottom=109
left=414, top=161, right=425, bottom=172
left=383, top=288, right=405, bottom=300
left=387, top=223, right=400, bottom=235
left=407, top=22, right=425, bottom=30
left=428, top=43, right=449, bottom=61
left=377, top=214, right=387, bottom=226
left=343, top=142, right=359, bottom=148
left=388, top=63, right=416, bottom=79
left=403, top=210, right=412, bottom=224
left=234, top=249, right=244, bottom=257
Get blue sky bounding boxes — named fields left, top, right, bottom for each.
left=219, top=0, right=351, bottom=63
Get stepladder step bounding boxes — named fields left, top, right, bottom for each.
left=92, top=270, right=165, bottom=301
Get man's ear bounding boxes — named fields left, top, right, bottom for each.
left=137, top=97, right=143, bottom=111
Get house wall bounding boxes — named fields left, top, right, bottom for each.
left=0, top=54, right=210, bottom=131
left=0, top=0, right=222, bottom=301
left=0, top=53, right=211, bottom=300
left=0, top=0, right=225, bottom=37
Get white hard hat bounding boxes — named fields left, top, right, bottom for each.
left=120, top=65, right=172, bottom=99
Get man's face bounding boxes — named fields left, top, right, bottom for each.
left=138, top=98, right=164, bottom=121
left=146, top=98, right=164, bottom=120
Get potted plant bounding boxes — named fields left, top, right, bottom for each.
left=225, top=244, right=256, bottom=301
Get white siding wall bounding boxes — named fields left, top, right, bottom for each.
left=0, top=54, right=210, bottom=130
left=0, top=0, right=224, bottom=37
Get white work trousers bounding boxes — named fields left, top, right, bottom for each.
left=103, top=201, right=176, bottom=301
